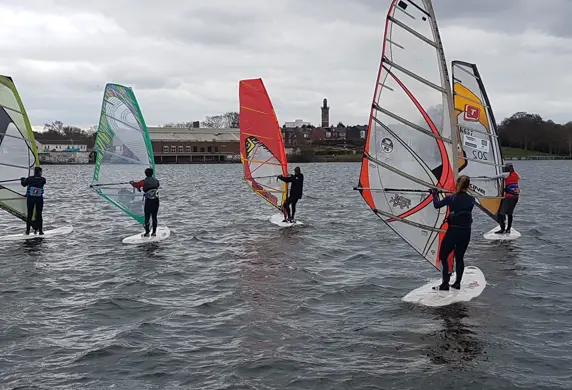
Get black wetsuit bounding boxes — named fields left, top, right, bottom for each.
left=143, top=177, right=160, bottom=235
left=432, top=191, right=475, bottom=289
left=278, top=173, right=304, bottom=220
left=21, top=175, right=46, bottom=233
left=134, top=177, right=160, bottom=235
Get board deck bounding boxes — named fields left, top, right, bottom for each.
left=269, top=213, right=303, bottom=227
left=122, top=226, right=170, bottom=244
left=0, top=225, right=73, bottom=241
left=483, top=226, right=521, bottom=241
left=402, top=266, right=486, bottom=307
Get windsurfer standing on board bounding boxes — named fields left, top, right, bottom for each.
left=487, top=163, right=520, bottom=234
left=429, top=175, right=475, bottom=291
left=20, top=166, right=45, bottom=235
left=278, top=166, right=304, bottom=223
left=130, top=167, right=160, bottom=237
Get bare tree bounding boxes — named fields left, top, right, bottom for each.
left=223, top=111, right=240, bottom=128
left=201, top=115, right=225, bottom=128
left=43, top=120, right=64, bottom=134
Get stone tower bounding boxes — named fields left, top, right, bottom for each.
left=321, top=98, right=330, bottom=128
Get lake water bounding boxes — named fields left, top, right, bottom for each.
left=0, top=161, right=570, bottom=389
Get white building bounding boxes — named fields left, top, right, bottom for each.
left=37, top=140, right=88, bottom=153
left=283, top=119, right=311, bottom=128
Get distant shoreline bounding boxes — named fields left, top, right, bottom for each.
left=39, top=146, right=572, bottom=165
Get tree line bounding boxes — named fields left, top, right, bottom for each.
left=34, top=121, right=96, bottom=148
left=163, top=111, right=239, bottom=129
left=497, top=112, right=572, bottom=156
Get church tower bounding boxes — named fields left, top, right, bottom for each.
left=321, top=98, right=330, bottom=128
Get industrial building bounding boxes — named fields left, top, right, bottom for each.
left=148, top=127, right=240, bottom=163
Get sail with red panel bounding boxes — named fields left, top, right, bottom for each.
left=239, top=78, right=289, bottom=215
left=355, top=0, right=459, bottom=272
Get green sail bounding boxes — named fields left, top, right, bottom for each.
left=0, top=75, right=40, bottom=224
left=91, top=83, right=155, bottom=225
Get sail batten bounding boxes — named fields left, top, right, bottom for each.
left=372, top=104, right=453, bottom=142
left=383, top=61, right=446, bottom=92
left=357, top=0, right=456, bottom=271
left=388, top=17, right=438, bottom=48
left=0, top=132, right=35, bottom=143
left=0, top=75, right=40, bottom=225
left=91, top=83, right=155, bottom=225
left=239, top=78, right=288, bottom=212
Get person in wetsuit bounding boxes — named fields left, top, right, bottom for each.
left=20, top=166, right=46, bottom=235
left=278, top=166, right=304, bottom=222
left=130, top=168, right=160, bottom=237
left=488, top=163, right=520, bottom=234
left=429, top=175, right=475, bottom=291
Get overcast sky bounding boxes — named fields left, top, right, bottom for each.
left=0, top=0, right=569, bottom=130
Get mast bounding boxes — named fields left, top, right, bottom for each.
left=424, top=0, right=458, bottom=180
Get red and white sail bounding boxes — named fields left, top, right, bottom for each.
left=356, top=0, right=457, bottom=271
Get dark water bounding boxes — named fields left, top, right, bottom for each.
left=0, top=161, right=570, bottom=389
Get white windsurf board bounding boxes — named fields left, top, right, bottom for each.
left=483, top=226, right=521, bottom=241
left=269, top=213, right=303, bottom=227
left=402, top=266, right=486, bottom=307
left=122, top=226, right=170, bottom=244
left=0, top=225, right=74, bottom=241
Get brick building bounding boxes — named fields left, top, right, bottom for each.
left=148, top=127, right=240, bottom=163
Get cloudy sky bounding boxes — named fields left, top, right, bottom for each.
left=0, top=0, right=570, bottom=130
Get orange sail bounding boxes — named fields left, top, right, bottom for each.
left=239, top=78, right=288, bottom=211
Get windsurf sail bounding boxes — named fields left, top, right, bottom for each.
left=0, top=75, right=41, bottom=227
left=239, top=78, right=288, bottom=212
left=452, top=61, right=504, bottom=220
left=355, top=0, right=458, bottom=271
left=90, top=83, right=155, bottom=225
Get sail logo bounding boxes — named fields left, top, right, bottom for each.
left=464, top=105, right=480, bottom=121
left=389, top=194, right=411, bottom=209
left=469, top=183, right=485, bottom=196
left=380, top=137, right=394, bottom=153
left=245, top=137, right=257, bottom=155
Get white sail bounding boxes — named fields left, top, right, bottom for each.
left=356, top=0, right=456, bottom=271
left=0, top=75, right=41, bottom=227
left=452, top=61, right=504, bottom=220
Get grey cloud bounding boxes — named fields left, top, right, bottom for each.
left=0, top=0, right=569, bottom=127
left=334, top=0, right=572, bottom=37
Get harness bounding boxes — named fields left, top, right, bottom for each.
left=503, top=172, right=520, bottom=197
left=447, top=210, right=473, bottom=227
left=144, top=188, right=159, bottom=200
left=27, top=186, right=44, bottom=197
left=445, top=194, right=473, bottom=228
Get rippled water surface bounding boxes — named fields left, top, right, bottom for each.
left=0, top=161, right=570, bottom=389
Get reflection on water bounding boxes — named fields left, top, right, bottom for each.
left=423, top=305, right=485, bottom=367
left=20, top=236, right=45, bottom=255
